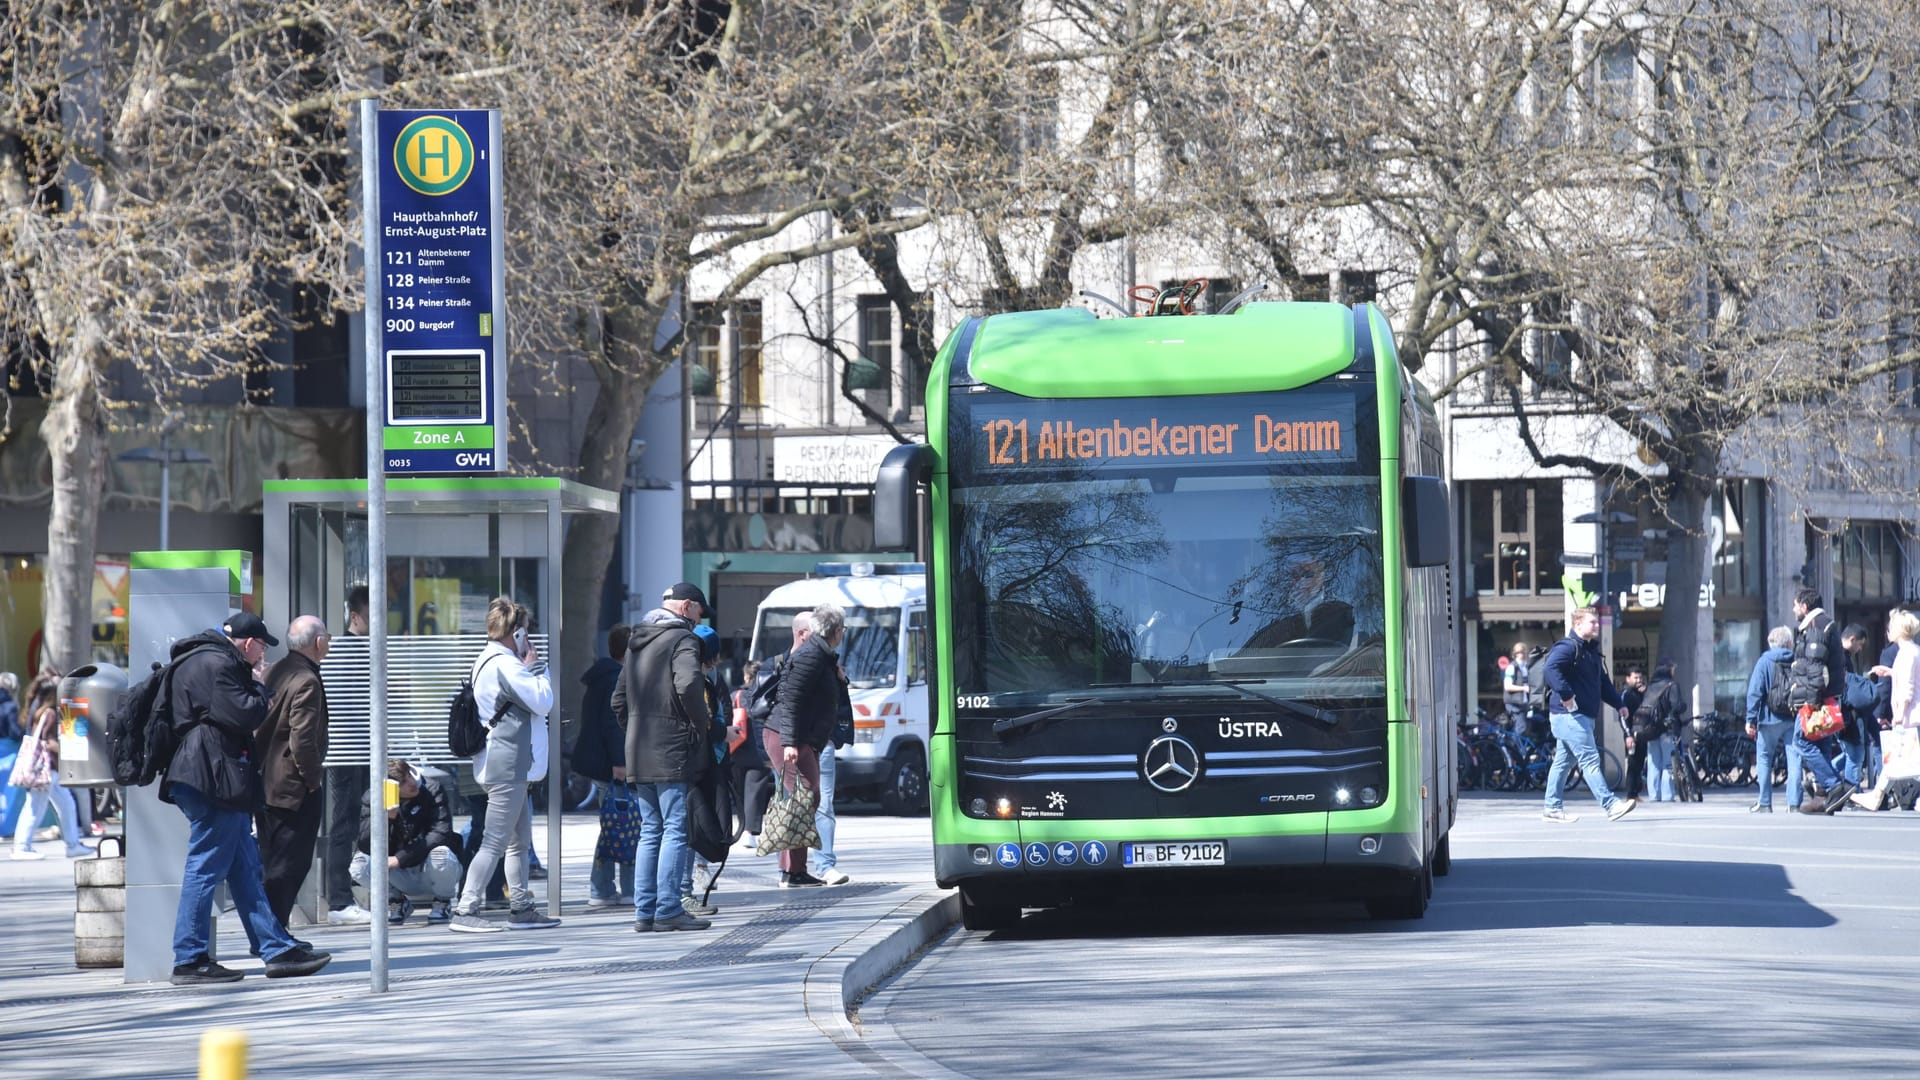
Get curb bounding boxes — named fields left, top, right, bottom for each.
left=803, top=888, right=958, bottom=1046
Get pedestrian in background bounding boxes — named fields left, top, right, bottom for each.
left=9, top=670, right=88, bottom=860
left=576, top=624, right=634, bottom=908
left=766, top=602, right=847, bottom=886
left=448, top=599, right=560, bottom=934
left=814, top=646, right=855, bottom=887
left=1850, top=608, right=1920, bottom=811
left=1628, top=660, right=1683, bottom=803
left=254, top=616, right=332, bottom=928
left=1540, top=607, right=1635, bottom=823
left=0, top=671, right=29, bottom=843
left=1501, top=642, right=1531, bottom=731
left=323, top=585, right=374, bottom=926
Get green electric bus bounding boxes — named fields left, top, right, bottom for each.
left=875, top=296, right=1458, bottom=929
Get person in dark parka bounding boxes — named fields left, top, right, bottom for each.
left=764, top=602, right=846, bottom=888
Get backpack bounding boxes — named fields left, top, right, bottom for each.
left=1764, top=656, right=1795, bottom=719
left=447, top=653, right=512, bottom=758
left=1634, top=679, right=1678, bottom=735
left=1526, top=658, right=1551, bottom=714
left=743, top=653, right=786, bottom=767
left=108, top=646, right=219, bottom=787
left=1786, top=617, right=1833, bottom=710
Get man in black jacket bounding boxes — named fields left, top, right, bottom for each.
left=617, top=583, right=713, bottom=932
left=352, top=760, right=462, bottom=923
left=161, top=613, right=331, bottom=985
left=1786, top=589, right=1854, bottom=813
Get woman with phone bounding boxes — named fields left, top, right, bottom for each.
left=448, top=598, right=559, bottom=933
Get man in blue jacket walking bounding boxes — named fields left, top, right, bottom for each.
left=1541, top=607, right=1635, bottom=823
left=1743, top=626, right=1798, bottom=812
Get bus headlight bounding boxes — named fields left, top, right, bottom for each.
left=995, top=798, right=1014, bottom=818
left=1359, top=786, right=1380, bottom=806
left=1334, top=788, right=1352, bottom=805
left=970, top=797, right=988, bottom=817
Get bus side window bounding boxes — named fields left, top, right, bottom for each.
left=908, top=609, right=929, bottom=686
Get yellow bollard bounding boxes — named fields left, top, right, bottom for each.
left=199, top=1029, right=248, bottom=1080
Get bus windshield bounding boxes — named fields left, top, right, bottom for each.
left=948, top=387, right=1385, bottom=704
left=755, top=606, right=901, bottom=688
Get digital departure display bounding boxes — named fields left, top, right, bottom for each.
left=966, top=394, right=1359, bottom=470
left=387, top=349, right=487, bottom=422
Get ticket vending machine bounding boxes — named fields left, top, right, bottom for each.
left=122, top=549, right=252, bottom=983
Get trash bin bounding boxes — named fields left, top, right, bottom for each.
left=59, top=664, right=126, bottom=788
left=75, top=836, right=126, bottom=967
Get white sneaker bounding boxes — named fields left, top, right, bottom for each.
left=1606, top=799, right=1638, bottom=822
left=327, top=904, right=375, bottom=926
left=819, top=869, right=851, bottom=886
left=586, top=896, right=619, bottom=908
left=1541, top=808, right=1579, bottom=823
left=10, top=847, right=46, bottom=860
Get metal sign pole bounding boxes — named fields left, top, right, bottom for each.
left=360, top=96, right=391, bottom=994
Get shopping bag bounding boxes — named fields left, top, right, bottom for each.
left=754, top=769, right=821, bottom=856
left=1881, top=726, right=1920, bottom=781
left=594, top=784, right=642, bottom=865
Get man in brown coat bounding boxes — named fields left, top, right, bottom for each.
left=254, top=615, right=332, bottom=929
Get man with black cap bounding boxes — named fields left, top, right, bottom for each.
left=160, top=612, right=331, bottom=985
left=614, top=582, right=714, bottom=932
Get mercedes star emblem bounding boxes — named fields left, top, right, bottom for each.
left=1161, top=717, right=1178, bottom=733
left=1142, top=735, right=1201, bottom=793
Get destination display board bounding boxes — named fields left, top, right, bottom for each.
left=374, top=110, right=506, bottom=474
left=961, top=392, right=1361, bottom=472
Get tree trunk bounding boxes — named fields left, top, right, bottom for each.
left=557, top=303, right=656, bottom=728
left=41, top=328, right=108, bottom=673
left=1656, top=473, right=1718, bottom=717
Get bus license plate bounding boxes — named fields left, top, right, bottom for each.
left=1123, top=841, right=1226, bottom=867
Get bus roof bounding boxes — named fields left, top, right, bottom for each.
left=962, top=301, right=1369, bottom=399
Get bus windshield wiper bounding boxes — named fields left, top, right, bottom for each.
left=1150, top=679, right=1339, bottom=728
left=993, top=697, right=1098, bottom=739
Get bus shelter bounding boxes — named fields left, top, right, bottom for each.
left=262, top=477, right=619, bottom=921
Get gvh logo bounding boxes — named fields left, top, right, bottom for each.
left=455, top=452, right=491, bottom=468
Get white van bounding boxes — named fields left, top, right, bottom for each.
left=747, top=562, right=928, bottom=814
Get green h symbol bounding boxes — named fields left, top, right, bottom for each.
left=420, top=132, right=452, bottom=178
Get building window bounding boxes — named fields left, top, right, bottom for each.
left=1712, top=480, right=1765, bottom=600
left=1832, top=521, right=1906, bottom=603
left=856, top=294, right=894, bottom=410
left=1530, top=40, right=1573, bottom=148
left=734, top=301, right=762, bottom=408
left=690, top=301, right=721, bottom=400
left=1466, top=481, right=1564, bottom=596
left=1019, top=65, right=1060, bottom=158
left=1590, top=36, right=1637, bottom=152
left=1290, top=274, right=1331, bottom=303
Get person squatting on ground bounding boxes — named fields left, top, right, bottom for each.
left=1625, top=661, right=1684, bottom=803
left=448, top=599, right=560, bottom=934
left=766, top=602, right=847, bottom=886
left=161, top=613, right=330, bottom=984
left=253, top=616, right=331, bottom=928
left=1785, top=589, right=1855, bottom=814
left=576, top=623, right=635, bottom=907
left=354, top=760, right=462, bottom=923
left=1541, top=607, right=1635, bottom=823
left=1850, top=608, right=1920, bottom=812
left=619, top=582, right=715, bottom=932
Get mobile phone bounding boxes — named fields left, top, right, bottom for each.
left=382, top=778, right=400, bottom=810
left=513, top=627, right=529, bottom=654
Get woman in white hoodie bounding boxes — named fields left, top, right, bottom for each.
left=448, top=599, right=560, bottom=933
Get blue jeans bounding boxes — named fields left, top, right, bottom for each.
left=1754, top=719, right=1791, bottom=807
left=1545, top=712, right=1619, bottom=812
left=814, top=743, right=838, bottom=872
left=0, top=737, right=27, bottom=838
left=171, top=783, right=298, bottom=966
left=1792, top=731, right=1845, bottom=794
left=1647, top=735, right=1676, bottom=802
left=632, top=782, right=688, bottom=922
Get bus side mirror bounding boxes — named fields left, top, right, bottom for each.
left=875, top=443, right=937, bottom=554
left=1403, top=475, right=1451, bottom=569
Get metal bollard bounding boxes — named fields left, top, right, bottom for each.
left=74, top=835, right=126, bottom=968
left=199, top=1029, right=248, bottom=1080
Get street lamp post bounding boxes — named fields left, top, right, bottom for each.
left=117, top=431, right=212, bottom=552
